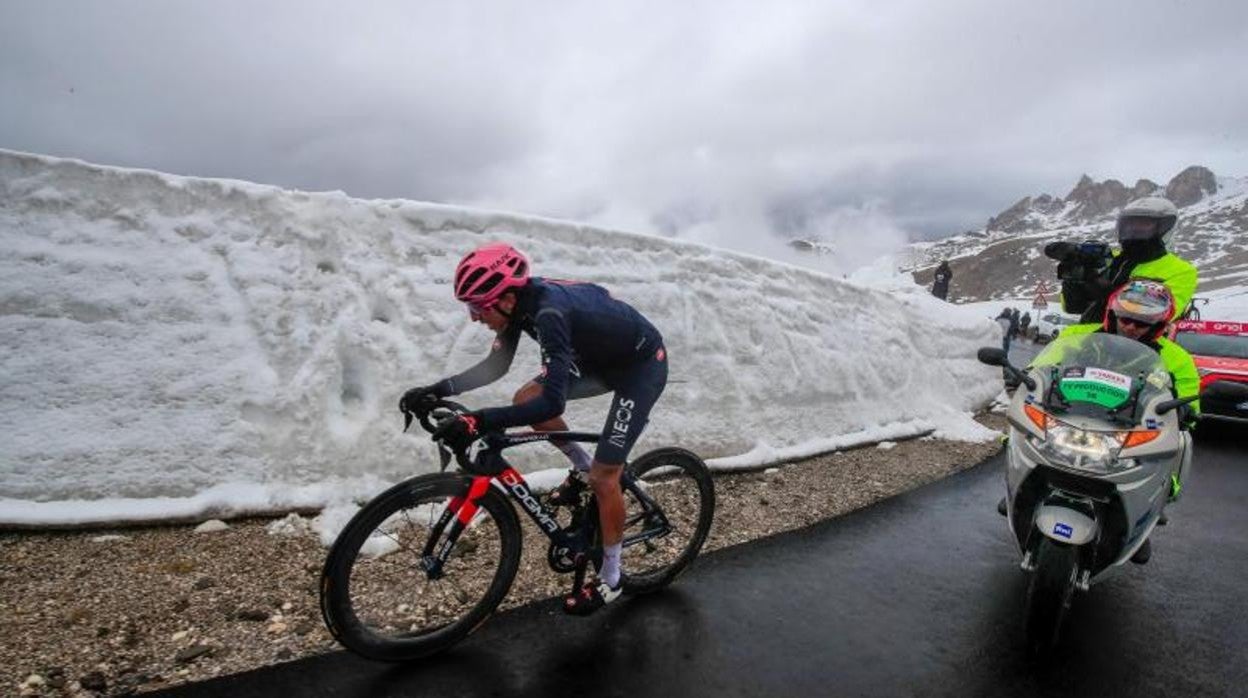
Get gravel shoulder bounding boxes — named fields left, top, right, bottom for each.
left=1, top=415, right=1005, bottom=696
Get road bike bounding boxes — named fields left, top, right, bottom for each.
left=319, top=398, right=716, bottom=661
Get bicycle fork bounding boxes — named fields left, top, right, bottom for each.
left=418, top=477, right=493, bottom=579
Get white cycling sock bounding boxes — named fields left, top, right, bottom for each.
left=555, top=441, right=592, bottom=472
left=601, top=542, right=622, bottom=588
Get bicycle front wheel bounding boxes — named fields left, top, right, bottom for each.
left=620, top=447, right=716, bottom=594
left=320, top=473, right=521, bottom=661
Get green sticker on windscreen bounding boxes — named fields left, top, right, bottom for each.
left=1058, top=367, right=1132, bottom=408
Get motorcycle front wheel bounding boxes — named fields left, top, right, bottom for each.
left=1024, top=538, right=1078, bottom=656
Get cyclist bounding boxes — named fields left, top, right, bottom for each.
left=399, top=242, right=668, bottom=615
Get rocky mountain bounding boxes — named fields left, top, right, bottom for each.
left=904, top=166, right=1247, bottom=306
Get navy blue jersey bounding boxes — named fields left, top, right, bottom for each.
left=437, top=278, right=663, bottom=430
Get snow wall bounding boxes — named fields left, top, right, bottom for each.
left=0, top=149, right=1000, bottom=524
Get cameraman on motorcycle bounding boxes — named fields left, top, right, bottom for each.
left=1044, top=196, right=1198, bottom=323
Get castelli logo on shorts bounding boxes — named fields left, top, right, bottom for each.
left=656, top=347, right=666, bottom=361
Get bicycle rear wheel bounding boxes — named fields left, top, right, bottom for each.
left=320, top=473, right=521, bottom=661
left=619, top=447, right=715, bottom=594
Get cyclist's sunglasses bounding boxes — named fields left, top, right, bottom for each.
left=467, top=299, right=498, bottom=319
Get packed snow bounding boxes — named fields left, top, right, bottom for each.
left=0, top=149, right=1002, bottom=526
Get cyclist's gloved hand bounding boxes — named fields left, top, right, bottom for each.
left=432, top=412, right=484, bottom=451
left=399, top=384, right=444, bottom=415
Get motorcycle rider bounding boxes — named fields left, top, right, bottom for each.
left=1058, top=280, right=1200, bottom=419
left=398, top=242, right=668, bottom=615
left=997, top=280, right=1199, bottom=534
left=1045, top=196, right=1198, bottom=323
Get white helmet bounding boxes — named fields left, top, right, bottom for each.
left=1117, top=196, right=1179, bottom=247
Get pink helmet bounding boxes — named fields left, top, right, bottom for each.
left=453, top=242, right=530, bottom=310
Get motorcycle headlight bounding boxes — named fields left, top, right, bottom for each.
left=1035, top=423, right=1130, bottom=474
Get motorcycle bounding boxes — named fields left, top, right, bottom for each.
left=978, top=332, right=1248, bottom=653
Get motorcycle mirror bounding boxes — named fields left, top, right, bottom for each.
left=978, top=347, right=1037, bottom=391
left=1155, top=393, right=1200, bottom=415
left=977, top=347, right=1007, bottom=366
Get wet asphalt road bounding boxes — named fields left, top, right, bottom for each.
left=158, top=423, right=1247, bottom=698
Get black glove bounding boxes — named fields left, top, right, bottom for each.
left=1176, top=403, right=1197, bottom=431
left=432, top=412, right=484, bottom=451
left=399, top=384, right=444, bottom=415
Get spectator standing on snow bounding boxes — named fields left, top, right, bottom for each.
left=1019, top=311, right=1032, bottom=339
left=931, top=260, right=953, bottom=300
left=1009, top=308, right=1021, bottom=340
left=996, top=308, right=1014, bottom=353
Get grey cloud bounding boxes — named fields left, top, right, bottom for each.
left=2, top=0, right=1246, bottom=259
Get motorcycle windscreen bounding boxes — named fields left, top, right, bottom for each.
left=1031, top=332, right=1171, bottom=413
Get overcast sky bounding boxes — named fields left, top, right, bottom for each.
left=2, top=1, right=1246, bottom=261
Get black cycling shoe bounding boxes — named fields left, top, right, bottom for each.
left=1130, top=539, right=1152, bottom=565
left=547, top=471, right=589, bottom=507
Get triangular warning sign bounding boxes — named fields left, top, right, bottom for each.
left=1032, top=279, right=1050, bottom=309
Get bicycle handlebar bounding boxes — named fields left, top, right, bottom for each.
left=402, top=398, right=477, bottom=472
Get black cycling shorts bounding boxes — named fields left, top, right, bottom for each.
left=533, top=346, right=668, bottom=465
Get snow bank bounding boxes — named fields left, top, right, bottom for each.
left=0, top=149, right=1000, bottom=525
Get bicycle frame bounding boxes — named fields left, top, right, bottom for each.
left=418, top=429, right=671, bottom=580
